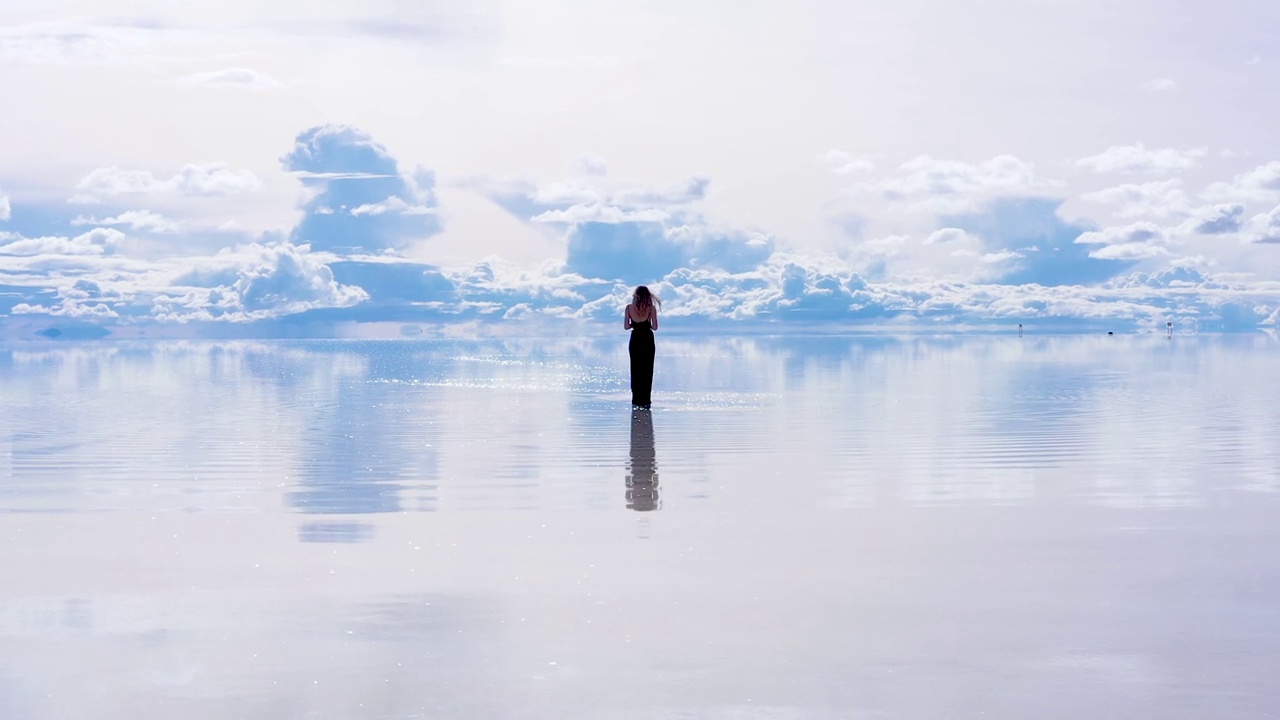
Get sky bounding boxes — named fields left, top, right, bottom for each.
left=2, top=0, right=1279, bottom=336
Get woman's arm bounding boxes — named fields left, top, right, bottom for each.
left=650, top=307, right=658, bottom=331
left=624, top=304, right=632, bottom=330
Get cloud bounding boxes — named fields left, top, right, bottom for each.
left=563, top=220, right=774, bottom=283
left=941, top=197, right=1132, bottom=285
left=0, top=227, right=123, bottom=256
left=1144, top=78, right=1178, bottom=91
left=72, top=209, right=178, bottom=233
left=1183, top=204, right=1244, bottom=235
left=1202, top=161, right=1280, bottom=203
left=1076, top=143, right=1206, bottom=174
left=230, top=244, right=367, bottom=315
left=572, top=153, right=608, bottom=176
left=180, top=67, right=282, bottom=90
left=0, top=20, right=159, bottom=66
left=1079, top=179, right=1189, bottom=218
left=531, top=205, right=668, bottom=224
left=1246, top=206, right=1280, bottom=244
left=823, top=150, right=875, bottom=175
left=282, top=125, right=441, bottom=253
left=888, top=155, right=1039, bottom=194
left=75, top=163, right=262, bottom=198
left=1074, top=221, right=1167, bottom=246
left=981, top=250, right=1024, bottom=264
left=0, top=195, right=9, bottom=221
left=350, top=196, right=436, bottom=217
left=613, top=176, right=710, bottom=206
left=924, top=228, right=976, bottom=245
left=850, top=155, right=1050, bottom=212
left=1074, top=221, right=1170, bottom=261
left=1088, top=243, right=1170, bottom=260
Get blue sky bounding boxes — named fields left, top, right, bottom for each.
left=2, top=0, right=1279, bottom=336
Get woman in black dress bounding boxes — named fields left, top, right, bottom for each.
left=624, top=285, right=660, bottom=409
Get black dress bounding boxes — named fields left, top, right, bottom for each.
left=629, top=318, right=655, bottom=408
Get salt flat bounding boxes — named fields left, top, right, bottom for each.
left=1, top=335, right=1278, bottom=718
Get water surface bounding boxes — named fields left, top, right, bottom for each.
left=1, top=335, right=1278, bottom=718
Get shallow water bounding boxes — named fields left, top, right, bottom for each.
left=1, top=335, right=1278, bottom=718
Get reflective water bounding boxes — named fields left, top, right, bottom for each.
left=1, top=335, right=1278, bottom=718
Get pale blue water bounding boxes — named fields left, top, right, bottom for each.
left=1, top=335, right=1278, bottom=718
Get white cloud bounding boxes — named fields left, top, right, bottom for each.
left=1079, top=179, right=1189, bottom=218
left=531, top=180, right=604, bottom=205
left=1246, top=206, right=1280, bottom=244
left=72, top=210, right=178, bottom=233
left=572, top=153, right=608, bottom=176
left=1144, top=78, right=1178, bottom=91
left=0, top=20, right=159, bottom=66
left=888, top=155, right=1040, bottom=195
left=1075, top=221, right=1167, bottom=246
left=0, top=227, right=123, bottom=256
left=1181, top=204, right=1244, bottom=235
left=613, top=176, right=710, bottom=206
left=228, top=244, right=367, bottom=318
left=924, top=228, right=976, bottom=245
left=850, top=155, right=1049, bottom=212
left=981, top=250, right=1024, bottom=264
left=852, top=235, right=909, bottom=262
left=180, top=68, right=282, bottom=90
left=1202, top=161, right=1280, bottom=203
left=76, top=163, right=262, bottom=198
left=1089, top=243, right=1170, bottom=260
left=1076, top=143, right=1206, bottom=174
left=350, top=196, right=436, bottom=216
left=531, top=204, right=669, bottom=224
left=0, top=195, right=9, bottom=221
left=823, top=150, right=875, bottom=175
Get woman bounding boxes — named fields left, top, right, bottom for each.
left=624, top=285, right=660, bottom=409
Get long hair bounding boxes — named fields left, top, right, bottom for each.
left=633, top=285, right=661, bottom=312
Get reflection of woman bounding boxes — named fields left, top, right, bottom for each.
left=626, top=409, right=660, bottom=511
left=624, top=285, right=661, bottom=409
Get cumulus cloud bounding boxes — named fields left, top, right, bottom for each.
left=231, top=244, right=367, bottom=315
left=1202, top=161, right=1280, bottom=203
left=0, top=227, right=123, bottom=256
left=1079, top=179, right=1189, bottom=218
left=180, top=67, right=282, bottom=90
left=941, top=197, right=1132, bottom=286
left=282, top=125, right=441, bottom=253
left=76, top=163, right=262, bottom=198
left=924, top=228, right=975, bottom=245
left=1088, top=243, right=1170, bottom=260
left=563, top=220, right=774, bottom=283
left=1074, top=221, right=1167, bottom=246
left=886, top=155, right=1039, bottom=194
left=1246, top=206, right=1280, bottom=244
left=72, top=209, right=178, bottom=233
left=350, top=196, right=435, bottom=217
left=1183, top=204, right=1244, bottom=235
left=1076, top=143, right=1206, bottom=174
